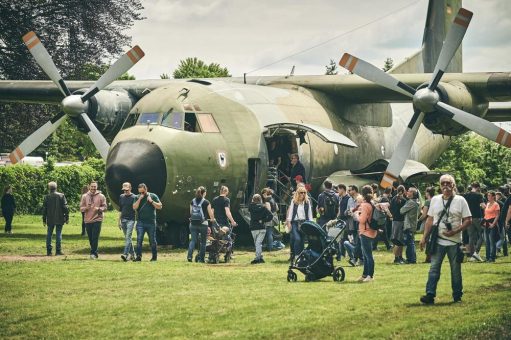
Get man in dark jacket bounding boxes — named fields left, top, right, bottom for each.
left=42, top=181, right=69, bottom=256
left=289, top=154, right=306, bottom=189
left=317, top=180, right=339, bottom=226
left=249, top=194, right=274, bottom=264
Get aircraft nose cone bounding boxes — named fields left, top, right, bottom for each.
left=105, top=140, right=167, bottom=205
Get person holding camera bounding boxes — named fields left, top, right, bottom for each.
left=80, top=181, right=107, bottom=259
left=419, top=174, right=472, bottom=304
left=400, top=187, right=420, bottom=264
left=42, top=181, right=69, bottom=256
left=133, top=183, right=162, bottom=262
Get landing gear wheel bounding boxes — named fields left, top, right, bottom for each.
left=287, top=270, right=297, bottom=282
left=333, top=267, right=345, bottom=282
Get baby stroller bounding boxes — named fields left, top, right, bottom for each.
left=287, top=219, right=346, bottom=282
left=206, top=223, right=235, bottom=264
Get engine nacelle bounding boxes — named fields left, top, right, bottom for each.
left=72, top=89, right=135, bottom=140
left=422, top=81, right=489, bottom=136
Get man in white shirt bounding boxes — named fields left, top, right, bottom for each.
left=419, top=174, right=472, bottom=304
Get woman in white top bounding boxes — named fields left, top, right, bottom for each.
left=286, top=186, right=314, bottom=262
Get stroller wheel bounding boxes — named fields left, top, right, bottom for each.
left=287, top=270, right=297, bottom=282
left=333, top=267, right=345, bottom=282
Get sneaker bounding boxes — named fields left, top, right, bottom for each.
left=134, top=256, right=142, bottom=262
left=362, top=276, right=373, bottom=283
left=453, top=297, right=462, bottom=303
left=469, top=256, right=476, bottom=262
left=420, top=294, right=435, bottom=304
left=90, top=255, right=96, bottom=260
left=259, top=258, right=265, bottom=263
left=348, top=258, right=356, bottom=267
left=55, top=252, right=64, bottom=256
left=472, top=252, right=483, bottom=262
left=356, top=276, right=365, bottom=282
left=187, top=258, right=192, bottom=262
left=46, top=252, right=52, bottom=256
left=121, top=254, right=128, bottom=262
left=150, top=257, right=157, bottom=262
left=250, top=258, right=260, bottom=264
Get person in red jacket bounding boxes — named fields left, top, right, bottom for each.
left=356, top=185, right=378, bottom=283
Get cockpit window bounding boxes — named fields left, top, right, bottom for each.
left=161, top=109, right=184, bottom=130
left=137, top=112, right=160, bottom=125
left=197, top=113, right=220, bottom=133
left=121, top=113, right=140, bottom=130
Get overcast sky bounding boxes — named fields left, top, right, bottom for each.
left=126, top=0, right=510, bottom=79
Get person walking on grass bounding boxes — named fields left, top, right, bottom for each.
left=119, top=182, right=136, bottom=262
left=419, top=174, right=471, bottom=304
left=80, top=181, right=107, bottom=259
left=249, top=194, right=274, bottom=264
left=133, top=183, right=162, bottom=262
left=356, top=185, right=377, bottom=283
left=1, top=186, right=15, bottom=234
left=42, top=182, right=69, bottom=256
left=188, top=186, right=214, bottom=263
left=400, top=187, right=420, bottom=264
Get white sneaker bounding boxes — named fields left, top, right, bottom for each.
left=363, top=276, right=374, bottom=283
left=90, top=255, right=97, bottom=260
left=469, top=256, right=476, bottom=262
left=356, top=276, right=365, bottom=282
left=473, top=253, right=483, bottom=262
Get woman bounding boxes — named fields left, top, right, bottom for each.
left=1, top=186, right=16, bottom=234
left=420, top=187, right=435, bottom=263
left=390, top=185, right=407, bottom=264
left=262, top=188, right=278, bottom=252
left=249, top=194, right=274, bottom=264
left=187, top=186, right=214, bottom=263
left=286, top=186, right=314, bottom=262
left=356, top=185, right=378, bottom=282
left=482, top=191, right=500, bottom=263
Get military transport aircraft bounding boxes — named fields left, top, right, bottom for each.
left=0, top=0, right=510, bottom=243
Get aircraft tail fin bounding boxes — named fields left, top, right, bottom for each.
left=390, top=0, right=462, bottom=74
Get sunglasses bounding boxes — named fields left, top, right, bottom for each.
left=441, top=181, right=453, bottom=187
left=298, top=192, right=306, bottom=195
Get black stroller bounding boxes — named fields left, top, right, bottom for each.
left=287, top=219, right=346, bottom=282
left=206, top=223, right=235, bottom=264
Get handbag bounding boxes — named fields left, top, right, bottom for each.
left=426, top=196, right=453, bottom=256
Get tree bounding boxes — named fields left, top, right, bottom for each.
left=172, top=57, right=230, bottom=79
left=382, top=57, right=394, bottom=72
left=431, top=133, right=511, bottom=188
left=0, top=0, right=143, bottom=156
left=325, top=59, right=338, bottom=75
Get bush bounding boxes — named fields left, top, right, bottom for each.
left=0, top=158, right=107, bottom=214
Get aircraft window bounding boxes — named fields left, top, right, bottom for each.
left=184, top=112, right=200, bottom=132
left=197, top=113, right=220, bottom=133
left=137, top=112, right=160, bottom=125
left=121, top=113, right=140, bottom=130
left=161, top=110, right=184, bottom=130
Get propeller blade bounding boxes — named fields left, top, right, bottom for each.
left=380, top=111, right=425, bottom=188
left=435, top=102, right=511, bottom=148
left=8, top=112, right=67, bottom=164
left=78, top=113, right=110, bottom=160
left=22, top=32, right=71, bottom=97
left=81, top=46, right=145, bottom=102
left=339, top=53, right=416, bottom=98
left=428, top=8, right=473, bottom=90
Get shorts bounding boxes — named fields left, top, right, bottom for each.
left=391, top=221, right=405, bottom=246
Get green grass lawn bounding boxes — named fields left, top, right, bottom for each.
left=1, top=213, right=510, bottom=339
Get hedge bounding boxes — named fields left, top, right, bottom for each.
left=0, top=158, right=107, bottom=215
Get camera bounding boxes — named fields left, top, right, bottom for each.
left=444, top=222, right=452, bottom=231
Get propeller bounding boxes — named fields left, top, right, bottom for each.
left=8, top=31, right=144, bottom=164
left=339, top=8, right=511, bottom=188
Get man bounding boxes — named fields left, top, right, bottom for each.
left=212, top=186, right=237, bottom=228
left=390, top=185, right=407, bottom=264
left=119, top=182, right=136, bottom=261
left=289, top=153, right=306, bottom=189
left=419, top=174, right=472, bottom=304
left=42, top=182, right=69, bottom=256
left=80, top=181, right=107, bottom=259
left=344, top=185, right=362, bottom=265
left=133, top=183, right=162, bottom=262
left=316, top=180, right=339, bottom=227
left=400, top=187, right=420, bottom=264
left=464, top=182, right=484, bottom=262
left=336, top=184, right=350, bottom=261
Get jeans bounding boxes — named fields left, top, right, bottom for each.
left=353, top=222, right=362, bottom=260
left=265, top=226, right=274, bottom=251
left=343, top=240, right=355, bottom=261
left=121, top=219, right=136, bottom=256
left=251, top=229, right=266, bottom=260
left=484, top=227, right=497, bottom=261
left=136, top=221, right=157, bottom=259
left=360, top=235, right=375, bottom=277
left=404, top=229, right=416, bottom=263
left=188, top=223, right=208, bottom=261
left=3, top=210, right=13, bottom=232
left=468, top=217, right=483, bottom=254
left=46, top=224, right=63, bottom=254
left=291, top=221, right=305, bottom=256
left=81, top=212, right=86, bottom=236
left=85, top=222, right=102, bottom=256
left=425, top=243, right=463, bottom=299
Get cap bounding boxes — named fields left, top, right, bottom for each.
left=122, top=182, right=131, bottom=190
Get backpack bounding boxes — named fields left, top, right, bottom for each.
left=369, top=204, right=386, bottom=230
left=323, top=192, right=338, bottom=219
left=190, top=198, right=205, bottom=225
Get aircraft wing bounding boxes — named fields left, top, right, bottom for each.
left=1, top=72, right=510, bottom=106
